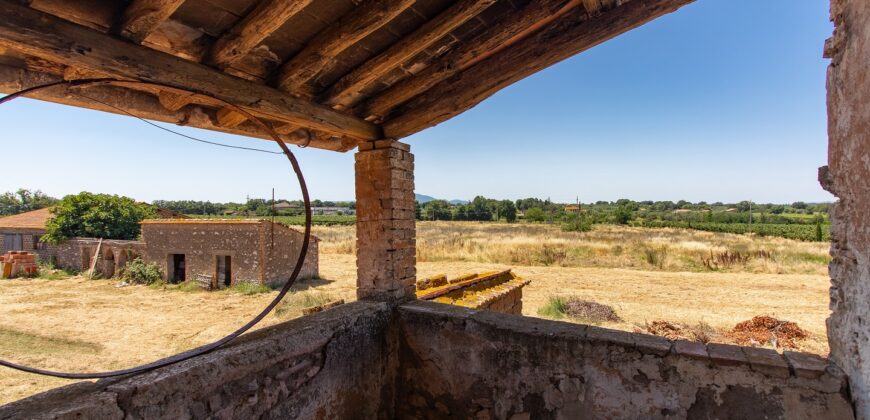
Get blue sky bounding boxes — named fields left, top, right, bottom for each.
left=0, top=0, right=833, bottom=204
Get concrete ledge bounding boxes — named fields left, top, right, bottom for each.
left=0, top=301, right=394, bottom=420
left=396, top=300, right=854, bottom=419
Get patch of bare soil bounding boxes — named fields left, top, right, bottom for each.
left=564, top=299, right=621, bottom=323
left=726, top=315, right=808, bottom=350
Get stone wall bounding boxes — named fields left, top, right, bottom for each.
left=0, top=301, right=396, bottom=420
left=0, top=228, right=55, bottom=262
left=417, top=271, right=529, bottom=315
left=823, top=0, right=870, bottom=416
left=396, top=301, right=854, bottom=419
left=139, top=220, right=316, bottom=286
left=263, top=222, right=319, bottom=286
left=54, top=238, right=145, bottom=278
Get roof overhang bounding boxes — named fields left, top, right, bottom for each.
left=0, top=0, right=692, bottom=152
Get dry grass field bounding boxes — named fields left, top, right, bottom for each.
left=0, top=222, right=832, bottom=404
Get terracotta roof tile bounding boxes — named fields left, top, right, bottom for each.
left=0, top=208, right=53, bottom=229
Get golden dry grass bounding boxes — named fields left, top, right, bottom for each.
left=0, top=222, right=832, bottom=404
left=316, top=222, right=830, bottom=275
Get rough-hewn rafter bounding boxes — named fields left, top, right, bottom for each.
left=363, top=0, right=577, bottom=122
left=322, top=0, right=498, bottom=110
left=207, top=0, right=315, bottom=69
left=383, top=0, right=694, bottom=138
left=0, top=1, right=381, bottom=141
left=0, top=64, right=359, bottom=152
left=271, top=0, right=416, bottom=96
left=115, top=0, right=187, bottom=44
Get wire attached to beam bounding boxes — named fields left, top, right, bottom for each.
left=73, top=89, right=285, bottom=155
left=0, top=78, right=312, bottom=379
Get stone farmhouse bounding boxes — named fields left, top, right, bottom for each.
left=0, top=0, right=868, bottom=418
left=0, top=209, right=318, bottom=288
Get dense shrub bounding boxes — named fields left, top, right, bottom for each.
left=122, top=258, right=163, bottom=285
left=561, top=214, right=592, bottom=232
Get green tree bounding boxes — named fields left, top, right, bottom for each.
left=497, top=200, right=517, bottom=222
left=468, top=196, right=492, bottom=221
left=423, top=200, right=452, bottom=221
left=0, top=189, right=58, bottom=216
left=43, top=192, right=156, bottom=243
left=524, top=207, right=546, bottom=222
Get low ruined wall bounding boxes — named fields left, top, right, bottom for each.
left=417, top=271, right=529, bottom=315
left=396, top=301, right=854, bottom=419
left=0, top=301, right=396, bottom=420
left=824, top=0, right=870, bottom=415
left=54, top=239, right=145, bottom=277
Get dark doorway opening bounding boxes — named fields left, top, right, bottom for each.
left=216, top=255, right=231, bottom=287
left=170, top=254, right=185, bottom=283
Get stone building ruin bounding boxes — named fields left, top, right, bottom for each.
left=0, top=0, right=867, bottom=417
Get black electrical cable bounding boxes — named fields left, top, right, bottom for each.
left=74, top=89, right=284, bottom=155
left=0, top=78, right=312, bottom=379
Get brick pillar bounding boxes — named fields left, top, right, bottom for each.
left=355, top=140, right=416, bottom=302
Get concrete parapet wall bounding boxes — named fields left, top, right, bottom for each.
left=0, top=301, right=396, bottom=420
left=396, top=301, right=854, bottom=419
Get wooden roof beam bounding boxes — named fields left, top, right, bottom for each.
left=0, top=1, right=381, bottom=141
left=321, top=0, right=498, bottom=110
left=207, top=0, right=315, bottom=70
left=271, top=0, right=417, bottom=97
left=382, top=0, right=694, bottom=138
left=362, top=0, right=578, bottom=122
left=0, top=64, right=358, bottom=152
left=115, top=0, right=187, bottom=44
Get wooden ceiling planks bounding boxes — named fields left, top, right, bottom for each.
left=381, top=0, right=694, bottom=138
left=270, top=0, right=417, bottom=97
left=207, top=0, right=315, bottom=69
left=116, top=0, right=187, bottom=44
left=0, top=0, right=694, bottom=152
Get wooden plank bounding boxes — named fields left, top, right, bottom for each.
left=363, top=0, right=576, bottom=122
left=207, top=0, right=315, bottom=69
left=0, top=2, right=381, bottom=141
left=157, top=90, right=195, bottom=112
left=271, top=0, right=417, bottom=96
left=216, top=107, right=248, bottom=128
left=383, top=0, right=693, bottom=138
left=321, top=0, right=498, bottom=110
left=0, top=64, right=359, bottom=152
left=116, top=0, right=187, bottom=44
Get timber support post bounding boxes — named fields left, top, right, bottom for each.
left=355, top=140, right=416, bottom=302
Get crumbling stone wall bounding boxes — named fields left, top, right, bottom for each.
left=54, top=238, right=145, bottom=277
left=140, top=220, right=315, bottom=286
left=0, top=301, right=397, bottom=420
left=263, top=222, right=319, bottom=286
left=396, top=301, right=854, bottom=419
left=417, top=271, right=529, bottom=315
left=823, top=0, right=870, bottom=415
left=0, top=300, right=855, bottom=418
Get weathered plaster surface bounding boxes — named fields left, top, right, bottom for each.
left=824, top=0, right=870, bottom=416
left=396, top=301, right=854, bottom=419
left=0, top=301, right=395, bottom=420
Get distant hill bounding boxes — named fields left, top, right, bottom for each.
left=415, top=194, right=436, bottom=203
left=449, top=199, right=469, bottom=205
